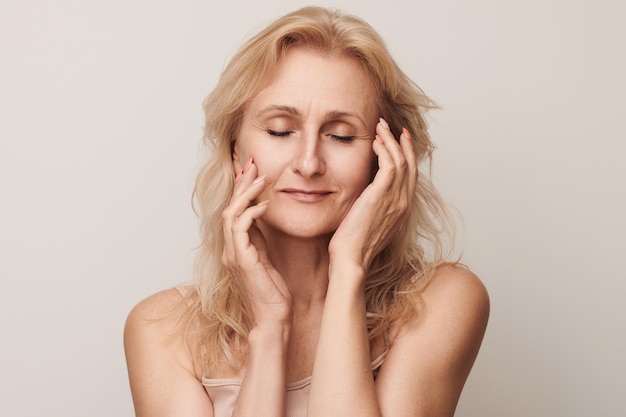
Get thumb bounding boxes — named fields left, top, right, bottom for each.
left=249, top=225, right=271, bottom=267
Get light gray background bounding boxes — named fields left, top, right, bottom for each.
left=1, top=0, right=624, bottom=416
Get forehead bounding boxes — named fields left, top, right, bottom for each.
left=246, top=48, right=378, bottom=120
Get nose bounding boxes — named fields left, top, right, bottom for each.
left=291, top=131, right=325, bottom=178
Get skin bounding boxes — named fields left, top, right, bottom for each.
left=124, top=48, right=490, bottom=417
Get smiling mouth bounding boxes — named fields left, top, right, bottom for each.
left=280, top=188, right=332, bottom=202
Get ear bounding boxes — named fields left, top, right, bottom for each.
left=231, top=141, right=242, bottom=174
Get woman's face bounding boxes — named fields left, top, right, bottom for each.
left=234, top=47, right=379, bottom=239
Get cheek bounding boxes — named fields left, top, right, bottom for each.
left=253, top=153, right=283, bottom=179
left=234, top=137, right=273, bottom=174
left=342, top=151, right=376, bottom=193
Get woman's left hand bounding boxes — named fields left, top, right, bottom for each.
left=328, top=118, right=417, bottom=275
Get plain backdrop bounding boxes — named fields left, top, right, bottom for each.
left=1, top=0, right=624, bottom=416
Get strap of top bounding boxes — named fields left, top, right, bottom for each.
left=174, top=285, right=195, bottom=307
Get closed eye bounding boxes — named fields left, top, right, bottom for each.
left=330, top=134, right=355, bottom=143
left=267, top=129, right=355, bottom=142
left=267, top=129, right=293, bottom=137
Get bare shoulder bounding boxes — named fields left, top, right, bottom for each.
left=376, top=265, right=489, bottom=416
left=403, top=263, right=490, bottom=368
left=124, top=287, right=213, bottom=417
left=124, top=287, right=197, bottom=380
left=421, top=264, right=490, bottom=320
left=125, top=286, right=193, bottom=322
left=412, top=264, right=490, bottom=355
left=124, top=287, right=192, bottom=349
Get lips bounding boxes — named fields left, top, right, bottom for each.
left=280, top=188, right=333, bottom=202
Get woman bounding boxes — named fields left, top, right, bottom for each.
left=124, top=6, right=489, bottom=417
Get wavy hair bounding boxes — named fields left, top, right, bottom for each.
left=189, top=6, right=454, bottom=369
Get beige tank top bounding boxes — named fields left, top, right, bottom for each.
left=175, top=286, right=387, bottom=417
left=203, top=352, right=387, bottom=417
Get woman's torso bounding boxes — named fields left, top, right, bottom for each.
left=174, top=285, right=389, bottom=417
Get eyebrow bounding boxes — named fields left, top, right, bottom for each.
left=255, top=105, right=369, bottom=130
left=256, top=105, right=301, bottom=118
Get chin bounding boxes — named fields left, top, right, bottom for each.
left=258, top=213, right=339, bottom=240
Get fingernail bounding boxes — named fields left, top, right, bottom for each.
left=375, top=134, right=384, bottom=144
left=243, top=157, right=253, bottom=174
left=402, top=127, right=411, bottom=140
left=257, top=200, right=269, bottom=207
left=252, top=174, right=266, bottom=185
left=235, top=169, right=243, bottom=183
left=379, top=118, right=389, bottom=129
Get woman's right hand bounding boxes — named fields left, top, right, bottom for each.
left=221, top=158, right=293, bottom=328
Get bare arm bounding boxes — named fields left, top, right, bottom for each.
left=307, top=262, right=379, bottom=416
left=307, top=118, right=412, bottom=417
left=309, top=265, right=489, bottom=417
left=223, top=160, right=292, bottom=417
left=231, top=324, right=290, bottom=417
left=308, top=119, right=489, bottom=416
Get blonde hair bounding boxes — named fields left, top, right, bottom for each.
left=190, top=6, right=454, bottom=369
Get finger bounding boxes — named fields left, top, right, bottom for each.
left=222, top=190, right=266, bottom=269
left=249, top=225, right=269, bottom=265
left=248, top=225, right=289, bottom=296
left=225, top=160, right=265, bottom=223
left=376, top=118, right=408, bottom=178
left=375, top=121, right=408, bottom=207
left=222, top=164, right=265, bottom=266
left=371, top=120, right=412, bottom=225
left=369, top=135, right=395, bottom=195
left=370, top=122, right=406, bottom=198
left=399, top=128, right=418, bottom=197
left=231, top=157, right=256, bottom=199
left=231, top=199, right=269, bottom=274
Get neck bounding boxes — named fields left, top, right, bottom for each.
left=257, top=224, right=331, bottom=311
